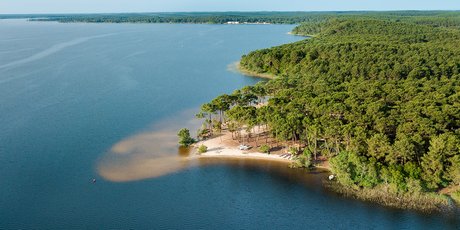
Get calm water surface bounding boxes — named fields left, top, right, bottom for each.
left=0, top=20, right=458, bottom=229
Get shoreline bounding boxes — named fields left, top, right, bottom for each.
left=188, top=130, right=458, bottom=213
left=188, top=112, right=457, bottom=214
left=324, top=181, right=458, bottom=213
left=190, top=152, right=293, bottom=163
left=188, top=130, right=294, bottom=163
left=233, top=62, right=278, bottom=79
left=287, top=31, right=313, bottom=37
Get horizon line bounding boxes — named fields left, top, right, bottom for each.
left=1, top=9, right=460, bottom=16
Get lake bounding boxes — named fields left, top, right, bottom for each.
left=0, top=19, right=458, bottom=229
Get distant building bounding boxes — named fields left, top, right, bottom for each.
left=243, top=22, right=272, bottom=25
left=226, top=21, right=271, bottom=25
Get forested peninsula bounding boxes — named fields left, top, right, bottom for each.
left=197, top=15, right=460, bottom=212
left=22, top=10, right=460, bottom=212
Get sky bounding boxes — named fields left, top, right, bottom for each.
left=0, top=0, right=459, bottom=14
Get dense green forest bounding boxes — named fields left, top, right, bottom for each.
left=29, top=12, right=329, bottom=24
left=200, top=16, right=460, bottom=206
left=7, top=11, right=327, bottom=23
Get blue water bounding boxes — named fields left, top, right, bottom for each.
left=0, top=19, right=458, bottom=229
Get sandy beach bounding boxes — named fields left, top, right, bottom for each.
left=189, top=129, right=294, bottom=163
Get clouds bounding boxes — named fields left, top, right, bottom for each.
left=0, top=0, right=459, bottom=14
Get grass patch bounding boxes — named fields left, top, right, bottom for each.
left=451, top=189, right=460, bottom=205
left=324, top=180, right=453, bottom=213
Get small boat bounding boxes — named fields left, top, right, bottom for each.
left=238, top=145, right=250, bottom=150
left=92, top=178, right=97, bottom=183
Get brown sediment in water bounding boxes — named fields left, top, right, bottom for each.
left=98, top=154, right=187, bottom=182
left=96, top=108, right=202, bottom=182
left=110, top=132, right=178, bottom=155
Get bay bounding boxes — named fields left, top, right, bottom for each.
left=0, top=20, right=458, bottom=229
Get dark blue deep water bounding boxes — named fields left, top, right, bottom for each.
left=0, top=20, right=458, bottom=229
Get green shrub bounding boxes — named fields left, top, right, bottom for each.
left=406, top=178, right=424, bottom=194
left=288, top=146, right=298, bottom=155
left=330, top=151, right=381, bottom=188
left=178, top=128, right=195, bottom=147
left=259, top=144, right=270, bottom=153
left=198, top=145, right=208, bottom=154
left=330, top=152, right=355, bottom=186
left=291, top=149, right=313, bottom=168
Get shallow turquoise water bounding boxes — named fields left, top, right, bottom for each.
left=0, top=20, right=458, bottom=229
